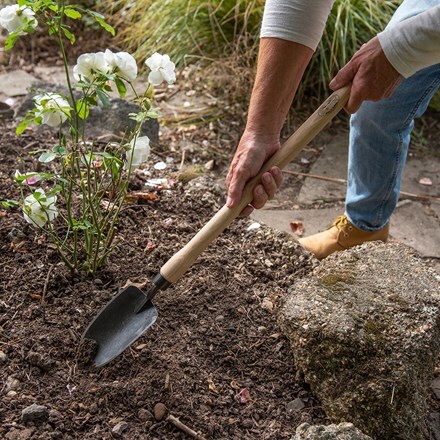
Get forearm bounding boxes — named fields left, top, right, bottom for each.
left=245, top=38, right=313, bottom=137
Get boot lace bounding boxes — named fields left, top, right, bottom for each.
left=330, top=215, right=354, bottom=237
left=332, top=215, right=350, bottom=229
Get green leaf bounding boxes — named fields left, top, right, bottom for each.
left=16, top=119, right=33, bottom=135
left=76, top=99, right=89, bottom=120
left=62, top=27, right=76, bottom=44
left=96, top=88, right=110, bottom=108
left=52, top=145, right=67, bottom=155
left=87, top=10, right=115, bottom=36
left=64, top=8, right=82, bottom=19
left=96, top=151, right=116, bottom=159
left=146, top=108, right=160, bottom=119
left=114, top=78, right=127, bottom=99
left=14, top=172, right=38, bottom=183
left=57, top=177, right=69, bottom=185
left=4, top=33, right=20, bottom=51
left=39, top=152, right=57, bottom=163
left=2, top=200, right=19, bottom=208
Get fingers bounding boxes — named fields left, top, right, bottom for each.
left=329, top=63, right=356, bottom=91
left=226, top=162, right=251, bottom=208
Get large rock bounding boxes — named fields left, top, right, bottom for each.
left=280, top=241, right=440, bottom=440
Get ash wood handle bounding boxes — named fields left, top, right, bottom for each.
left=160, top=85, right=351, bottom=284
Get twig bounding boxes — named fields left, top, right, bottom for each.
left=41, top=264, right=54, bottom=322
left=179, top=149, right=186, bottom=171
left=283, top=170, right=440, bottom=203
left=167, top=414, right=207, bottom=440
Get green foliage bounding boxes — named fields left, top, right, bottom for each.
left=2, top=0, right=166, bottom=275
left=106, top=0, right=402, bottom=102
left=304, top=0, right=401, bottom=97
left=104, top=0, right=264, bottom=65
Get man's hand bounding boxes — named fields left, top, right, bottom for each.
left=330, top=36, right=403, bottom=113
left=226, top=130, right=283, bottom=217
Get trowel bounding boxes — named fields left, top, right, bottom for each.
left=83, top=85, right=351, bottom=367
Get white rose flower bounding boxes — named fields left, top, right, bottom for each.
left=104, top=49, right=138, bottom=82
left=73, top=52, right=109, bottom=82
left=0, top=4, right=37, bottom=35
left=126, top=136, right=150, bottom=171
left=34, top=93, right=71, bottom=127
left=23, top=188, right=58, bottom=228
left=145, top=53, right=176, bottom=86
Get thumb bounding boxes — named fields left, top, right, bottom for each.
left=330, top=63, right=356, bottom=91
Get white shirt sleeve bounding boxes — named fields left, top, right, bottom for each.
left=378, top=5, right=440, bottom=78
left=260, top=0, right=335, bottom=51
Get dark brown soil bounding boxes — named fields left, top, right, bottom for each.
left=0, top=123, right=326, bottom=439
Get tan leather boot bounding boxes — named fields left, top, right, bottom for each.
left=298, top=215, right=389, bottom=260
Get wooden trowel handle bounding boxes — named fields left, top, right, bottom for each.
left=160, top=85, right=351, bottom=284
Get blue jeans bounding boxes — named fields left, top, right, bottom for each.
left=345, top=0, right=440, bottom=231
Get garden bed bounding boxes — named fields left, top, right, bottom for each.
left=0, top=123, right=326, bottom=439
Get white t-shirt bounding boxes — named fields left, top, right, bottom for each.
left=260, top=0, right=440, bottom=78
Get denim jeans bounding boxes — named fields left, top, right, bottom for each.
left=345, top=0, right=440, bottom=231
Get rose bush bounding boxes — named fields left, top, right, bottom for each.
left=1, top=0, right=176, bottom=274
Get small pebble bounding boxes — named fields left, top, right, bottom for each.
left=242, top=418, right=253, bottom=429
left=286, top=398, right=305, bottom=413
left=261, top=298, right=274, bottom=312
left=6, top=376, right=20, bottom=392
left=21, top=403, right=48, bottom=423
left=138, top=409, right=154, bottom=422
left=94, top=278, right=103, bottom=285
left=153, top=402, right=167, bottom=421
left=111, top=421, right=128, bottom=438
left=0, top=350, right=7, bottom=363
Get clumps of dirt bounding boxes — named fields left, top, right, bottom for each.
left=76, top=338, right=99, bottom=368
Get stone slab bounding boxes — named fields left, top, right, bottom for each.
left=251, top=206, right=342, bottom=238
left=297, top=134, right=348, bottom=204
left=0, top=70, right=41, bottom=96
left=34, top=66, right=69, bottom=86
left=401, top=155, right=440, bottom=198
left=297, top=133, right=440, bottom=205
left=391, top=200, right=440, bottom=258
left=252, top=201, right=440, bottom=260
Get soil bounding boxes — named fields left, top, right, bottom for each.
left=0, top=122, right=327, bottom=439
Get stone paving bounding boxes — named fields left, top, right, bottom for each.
left=1, top=67, right=439, bottom=268
left=252, top=131, right=440, bottom=267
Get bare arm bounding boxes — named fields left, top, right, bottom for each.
left=226, top=38, right=313, bottom=215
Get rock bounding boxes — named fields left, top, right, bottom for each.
left=7, top=227, right=26, bottom=243
left=6, top=376, right=20, bottom=392
left=111, top=421, right=128, bottom=438
left=281, top=242, right=440, bottom=440
left=153, top=402, right=167, bottom=421
left=0, top=70, right=41, bottom=96
left=27, top=351, right=52, bottom=371
left=261, top=298, right=274, bottom=312
left=0, top=350, right=7, bottom=362
left=138, top=409, right=154, bottom=422
left=286, top=398, right=306, bottom=413
left=292, top=422, right=373, bottom=439
left=431, top=376, right=440, bottom=400
left=0, top=101, right=14, bottom=120
left=21, top=403, right=48, bottom=423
